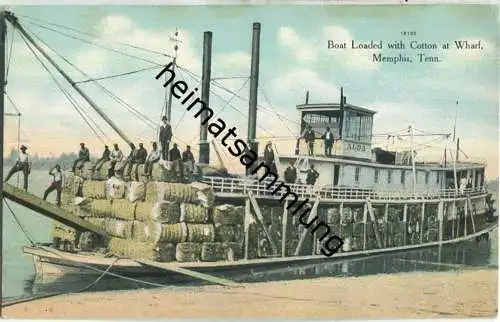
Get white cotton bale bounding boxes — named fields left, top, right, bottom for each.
left=180, top=203, right=209, bottom=223
left=128, top=181, right=146, bottom=202
left=186, top=224, right=215, bottom=243
left=106, top=177, right=126, bottom=199
left=82, top=180, right=107, bottom=199
left=110, top=199, right=136, bottom=221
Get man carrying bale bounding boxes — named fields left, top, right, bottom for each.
left=143, top=142, right=161, bottom=178
left=4, top=144, right=30, bottom=191
left=72, top=143, right=90, bottom=173
left=169, top=143, right=183, bottom=181
left=93, top=145, right=110, bottom=172
left=43, top=164, right=63, bottom=206
left=109, top=143, right=124, bottom=171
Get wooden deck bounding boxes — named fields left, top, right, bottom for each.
left=2, top=183, right=107, bottom=237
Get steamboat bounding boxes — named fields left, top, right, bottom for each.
left=0, top=11, right=497, bottom=287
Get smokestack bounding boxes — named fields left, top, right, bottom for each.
left=343, top=96, right=347, bottom=105
left=247, top=22, right=261, bottom=174
left=305, top=91, right=309, bottom=104
left=339, top=87, right=344, bottom=138
left=199, top=31, right=212, bottom=164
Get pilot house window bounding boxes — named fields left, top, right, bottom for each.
left=355, top=167, right=361, bottom=183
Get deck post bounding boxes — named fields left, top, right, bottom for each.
left=281, top=199, right=288, bottom=257
left=467, top=194, right=476, bottom=233
left=438, top=200, right=444, bottom=243
left=420, top=201, right=425, bottom=244
left=363, top=202, right=368, bottom=250
left=248, top=192, right=278, bottom=256
left=384, top=203, right=389, bottom=247
left=244, top=198, right=251, bottom=259
left=339, top=202, right=344, bottom=237
left=294, top=195, right=320, bottom=256
left=366, top=199, right=382, bottom=248
left=463, top=200, right=468, bottom=237
left=403, top=203, right=408, bottom=245
left=453, top=201, right=458, bottom=238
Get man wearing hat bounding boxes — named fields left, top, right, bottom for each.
left=4, top=145, right=30, bottom=191
left=159, top=115, right=172, bottom=161
left=72, top=142, right=90, bottom=172
left=43, top=164, right=63, bottom=206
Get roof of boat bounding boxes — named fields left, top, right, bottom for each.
left=296, top=103, right=377, bottom=115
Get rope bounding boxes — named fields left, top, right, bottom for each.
left=18, top=31, right=109, bottom=144
left=24, top=26, right=158, bottom=130
left=5, top=93, right=23, bottom=188
left=4, top=200, right=36, bottom=246
left=5, top=26, right=15, bottom=80
left=259, top=85, right=296, bottom=137
left=74, top=65, right=163, bottom=84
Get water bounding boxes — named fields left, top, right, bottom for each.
left=2, top=169, right=498, bottom=302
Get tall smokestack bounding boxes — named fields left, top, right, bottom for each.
left=305, top=91, right=309, bottom=104
left=247, top=22, right=261, bottom=174
left=199, top=31, right=212, bottom=164
left=339, top=87, right=344, bottom=138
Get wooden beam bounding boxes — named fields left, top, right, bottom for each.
left=464, top=200, right=468, bottom=237
left=244, top=198, right=251, bottom=260
left=281, top=200, right=288, bottom=257
left=366, top=199, right=382, bottom=248
left=248, top=192, right=278, bottom=256
left=384, top=203, right=389, bottom=247
left=135, top=259, right=239, bottom=287
left=403, top=203, right=408, bottom=245
left=420, top=202, right=425, bottom=243
left=467, top=194, right=476, bottom=233
left=363, top=203, right=367, bottom=250
left=438, top=200, right=444, bottom=243
left=294, top=195, right=320, bottom=256
left=3, top=183, right=107, bottom=237
left=452, top=201, right=456, bottom=239
left=339, top=202, right=344, bottom=237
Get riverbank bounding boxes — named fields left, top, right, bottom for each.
left=3, top=268, right=497, bottom=319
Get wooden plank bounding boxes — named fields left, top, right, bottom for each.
left=420, top=202, right=425, bottom=243
left=244, top=198, right=251, bottom=260
left=135, top=259, right=239, bottom=287
left=467, top=194, right=476, bottom=233
left=403, top=203, right=408, bottom=245
left=3, top=183, right=107, bottom=237
left=366, top=199, right=382, bottom=248
left=294, top=195, right=320, bottom=256
left=438, top=200, right=444, bottom=243
left=362, top=203, right=367, bottom=250
left=248, top=192, right=278, bottom=256
left=384, top=203, right=389, bottom=247
left=281, top=200, right=289, bottom=257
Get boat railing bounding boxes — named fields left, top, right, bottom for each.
left=201, top=176, right=487, bottom=201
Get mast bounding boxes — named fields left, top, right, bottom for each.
left=339, top=87, right=344, bottom=138
left=0, top=10, right=6, bottom=314
left=199, top=31, right=212, bottom=164
left=5, top=12, right=132, bottom=146
left=165, top=29, right=181, bottom=123
left=247, top=22, right=261, bottom=174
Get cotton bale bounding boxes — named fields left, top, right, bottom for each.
left=158, top=223, right=188, bottom=243
left=175, top=243, right=201, bottom=262
left=214, top=225, right=244, bottom=243
left=82, top=180, right=107, bottom=199
left=151, top=162, right=174, bottom=182
left=213, top=204, right=244, bottom=226
left=222, top=242, right=243, bottom=261
left=180, top=203, right=209, bottom=223
left=135, top=201, right=180, bottom=223
left=191, top=181, right=215, bottom=207
left=110, top=199, right=136, bottom=221
left=128, top=181, right=146, bottom=202
left=107, top=237, right=174, bottom=262
left=80, top=161, right=95, bottom=180
left=200, top=242, right=225, bottom=261
left=186, top=224, right=215, bottom=243
left=90, top=199, right=113, bottom=217
left=106, top=177, right=126, bottom=199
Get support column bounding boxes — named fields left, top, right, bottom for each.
left=199, top=31, right=212, bottom=164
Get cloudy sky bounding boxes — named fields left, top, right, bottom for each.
left=3, top=4, right=498, bottom=178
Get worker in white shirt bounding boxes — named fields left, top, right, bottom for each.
left=143, top=142, right=161, bottom=178
left=4, top=145, right=30, bottom=191
left=109, top=143, right=124, bottom=171
left=43, top=164, right=63, bottom=206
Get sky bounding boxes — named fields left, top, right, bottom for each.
left=3, top=4, right=499, bottom=178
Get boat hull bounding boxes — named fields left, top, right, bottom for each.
left=25, top=221, right=498, bottom=283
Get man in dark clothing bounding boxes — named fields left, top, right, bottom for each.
left=4, top=145, right=30, bottom=191
left=94, top=145, right=110, bottom=172
left=169, top=143, right=183, bottom=180
left=43, top=164, right=63, bottom=206
left=159, top=116, right=173, bottom=161
left=131, top=143, right=148, bottom=181
left=304, top=126, right=315, bottom=156
left=182, top=145, right=195, bottom=179
left=72, top=143, right=90, bottom=172
left=117, top=143, right=136, bottom=179
left=306, top=164, right=319, bottom=186
left=263, top=141, right=274, bottom=165
left=322, top=126, right=334, bottom=157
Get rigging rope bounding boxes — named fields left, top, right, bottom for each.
left=4, top=199, right=36, bottom=246
left=18, top=31, right=109, bottom=144
left=24, top=26, right=158, bottom=131
left=5, top=93, right=22, bottom=188
left=5, top=26, right=15, bottom=80
left=74, top=65, right=163, bottom=84
left=259, top=85, right=296, bottom=137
